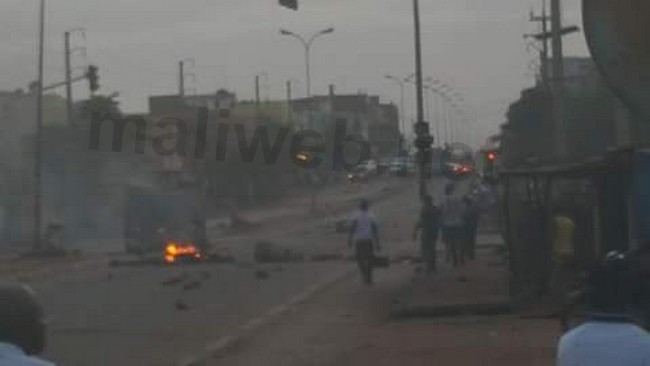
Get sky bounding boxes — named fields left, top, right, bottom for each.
left=1, top=0, right=590, bottom=147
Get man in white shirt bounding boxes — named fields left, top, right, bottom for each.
left=348, top=199, right=380, bottom=285
left=0, top=283, right=54, bottom=366
left=557, top=251, right=650, bottom=366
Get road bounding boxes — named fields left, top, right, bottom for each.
left=26, top=175, right=468, bottom=366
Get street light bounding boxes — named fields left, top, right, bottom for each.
left=34, top=0, right=45, bottom=251
left=280, top=27, right=335, bottom=97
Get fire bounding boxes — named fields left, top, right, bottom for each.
left=164, top=242, right=201, bottom=264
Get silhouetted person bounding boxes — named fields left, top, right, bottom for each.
left=557, top=252, right=650, bottom=365
left=441, top=183, right=466, bottom=267
left=348, top=199, right=380, bottom=285
left=463, top=196, right=479, bottom=261
left=413, top=195, right=441, bottom=273
left=0, top=283, right=53, bottom=365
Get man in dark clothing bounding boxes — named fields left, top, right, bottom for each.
left=413, top=195, right=441, bottom=273
left=0, top=283, right=53, bottom=365
left=463, top=196, right=480, bottom=261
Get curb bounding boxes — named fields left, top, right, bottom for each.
left=178, top=266, right=355, bottom=366
left=2, top=257, right=106, bottom=283
left=391, top=300, right=513, bottom=319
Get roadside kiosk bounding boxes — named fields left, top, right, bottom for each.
left=500, top=148, right=650, bottom=301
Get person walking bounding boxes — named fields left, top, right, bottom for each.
left=348, top=199, right=381, bottom=285
left=441, top=183, right=466, bottom=267
left=413, top=195, right=442, bottom=273
left=463, top=195, right=480, bottom=261
left=0, top=283, right=54, bottom=365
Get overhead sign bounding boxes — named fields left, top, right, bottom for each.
left=583, top=0, right=650, bottom=120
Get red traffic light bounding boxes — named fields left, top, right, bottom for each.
left=487, top=151, right=497, bottom=161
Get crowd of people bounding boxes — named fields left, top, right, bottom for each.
left=345, top=181, right=650, bottom=365
left=348, top=181, right=485, bottom=284
left=413, top=182, right=482, bottom=274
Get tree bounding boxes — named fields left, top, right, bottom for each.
left=77, top=95, right=122, bottom=123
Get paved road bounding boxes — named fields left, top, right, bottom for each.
left=29, top=175, right=470, bottom=366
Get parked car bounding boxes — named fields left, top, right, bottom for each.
left=359, top=159, right=378, bottom=174
left=347, top=166, right=370, bottom=183
left=389, top=158, right=408, bottom=176
left=377, top=159, right=390, bottom=175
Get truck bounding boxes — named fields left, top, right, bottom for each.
left=123, top=183, right=207, bottom=262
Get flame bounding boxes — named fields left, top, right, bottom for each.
left=164, top=242, right=201, bottom=264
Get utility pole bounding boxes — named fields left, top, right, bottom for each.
left=34, top=0, right=45, bottom=251
left=255, top=75, right=261, bottom=120
left=179, top=61, right=185, bottom=97
left=433, top=92, right=441, bottom=147
left=413, top=0, right=424, bottom=128
left=64, top=31, right=73, bottom=126
left=286, top=80, right=292, bottom=126
left=530, top=0, right=550, bottom=87
left=412, top=0, right=432, bottom=199
left=550, top=0, right=567, bottom=158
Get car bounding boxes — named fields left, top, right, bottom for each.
left=406, top=159, right=417, bottom=174
left=359, top=159, right=378, bottom=174
left=377, top=159, right=390, bottom=175
left=389, top=158, right=407, bottom=176
left=443, top=162, right=474, bottom=176
left=347, top=166, right=370, bottom=183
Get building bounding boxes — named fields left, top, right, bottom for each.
left=291, top=87, right=398, bottom=158
left=547, top=57, right=603, bottom=93
left=0, top=90, right=68, bottom=246
left=370, top=103, right=400, bottom=156
left=149, top=89, right=236, bottom=117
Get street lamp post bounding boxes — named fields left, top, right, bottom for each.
left=34, top=0, right=45, bottom=251
left=411, top=0, right=432, bottom=199
left=280, top=27, right=334, bottom=97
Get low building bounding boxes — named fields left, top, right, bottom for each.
left=369, top=103, right=400, bottom=157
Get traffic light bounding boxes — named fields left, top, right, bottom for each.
left=414, top=122, right=433, bottom=150
left=279, top=0, right=298, bottom=10
left=483, top=150, right=499, bottom=184
left=86, top=65, right=99, bottom=94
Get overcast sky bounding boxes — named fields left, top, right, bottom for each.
left=2, top=0, right=589, bottom=145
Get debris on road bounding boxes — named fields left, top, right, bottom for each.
left=175, top=300, right=189, bottom=311
left=205, top=253, right=236, bottom=263
left=310, top=253, right=343, bottom=262
left=161, top=272, right=189, bottom=286
left=109, top=257, right=161, bottom=267
left=255, top=269, right=270, bottom=280
left=182, top=280, right=202, bottom=291
left=254, top=241, right=304, bottom=263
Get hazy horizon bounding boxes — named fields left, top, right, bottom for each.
left=1, top=0, right=590, bottom=145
